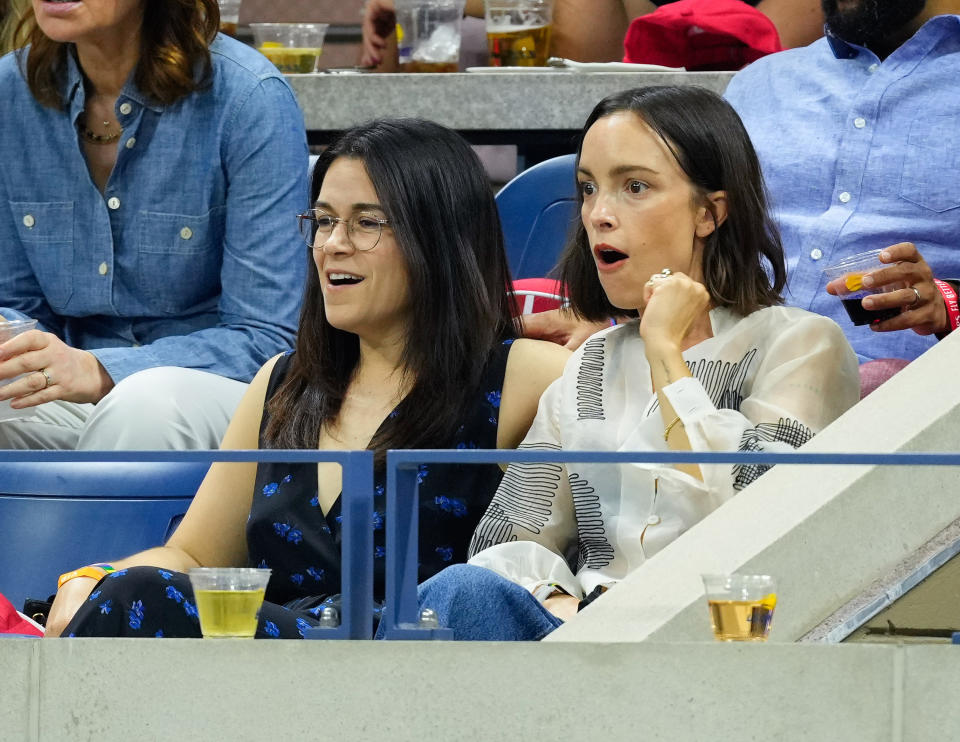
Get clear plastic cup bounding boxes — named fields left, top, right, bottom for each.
left=0, top=319, right=39, bottom=421
left=250, top=23, right=329, bottom=73
left=702, top=573, right=777, bottom=642
left=217, top=0, right=242, bottom=37
left=395, top=0, right=467, bottom=73
left=484, top=0, right=554, bottom=67
left=188, top=567, right=271, bottom=638
left=822, top=248, right=904, bottom=326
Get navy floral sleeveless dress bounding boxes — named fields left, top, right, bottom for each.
left=64, top=340, right=514, bottom=638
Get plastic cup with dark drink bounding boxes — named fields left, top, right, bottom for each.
left=218, top=0, right=242, bottom=37
left=822, top=249, right=903, bottom=326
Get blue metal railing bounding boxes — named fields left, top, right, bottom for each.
left=0, top=450, right=373, bottom=640
left=7, top=448, right=960, bottom=640
left=380, top=448, right=960, bottom=639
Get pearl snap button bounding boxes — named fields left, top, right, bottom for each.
left=810, top=248, right=823, bottom=260
left=180, top=227, right=193, bottom=240
left=23, top=214, right=35, bottom=228
left=119, top=102, right=132, bottom=115
left=107, top=197, right=120, bottom=210
left=839, top=192, right=851, bottom=203
left=98, top=262, right=108, bottom=276
left=854, top=117, right=866, bottom=129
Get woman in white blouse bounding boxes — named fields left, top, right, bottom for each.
left=398, top=86, right=860, bottom=641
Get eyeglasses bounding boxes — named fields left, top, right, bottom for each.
left=296, top=209, right=391, bottom=252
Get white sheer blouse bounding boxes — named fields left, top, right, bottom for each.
left=468, top=305, right=860, bottom=600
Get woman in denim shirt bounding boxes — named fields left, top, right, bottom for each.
left=0, top=0, right=307, bottom=449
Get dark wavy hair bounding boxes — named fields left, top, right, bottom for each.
left=264, top=119, right=518, bottom=459
left=15, top=0, right=219, bottom=108
left=559, top=85, right=786, bottom=321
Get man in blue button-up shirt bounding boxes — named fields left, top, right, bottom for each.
left=725, top=0, right=960, bottom=362
left=0, top=12, right=307, bottom=449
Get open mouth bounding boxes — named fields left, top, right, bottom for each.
left=328, top=271, right=364, bottom=286
left=595, top=245, right=628, bottom=265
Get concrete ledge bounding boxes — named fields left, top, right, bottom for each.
left=547, top=332, right=960, bottom=644
left=2, top=638, right=936, bottom=741
left=289, top=71, right=734, bottom=132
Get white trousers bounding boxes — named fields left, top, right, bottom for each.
left=0, top=367, right=248, bottom=450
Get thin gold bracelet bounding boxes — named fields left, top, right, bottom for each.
left=663, top=415, right=684, bottom=441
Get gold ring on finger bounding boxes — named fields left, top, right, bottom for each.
left=39, top=368, right=52, bottom=389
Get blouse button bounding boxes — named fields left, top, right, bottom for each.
left=125, top=137, right=136, bottom=149
left=646, top=515, right=661, bottom=526
left=119, top=102, right=133, bottom=115
left=838, top=191, right=851, bottom=204
left=98, top=262, right=109, bottom=276
left=810, top=248, right=823, bottom=260
left=180, top=226, right=193, bottom=240
left=23, top=214, right=35, bottom=228
left=107, top=197, right=121, bottom=210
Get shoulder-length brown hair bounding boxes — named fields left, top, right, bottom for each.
left=560, top=85, right=786, bottom=321
left=16, top=0, right=219, bottom=108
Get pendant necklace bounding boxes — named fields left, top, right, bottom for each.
left=78, top=115, right=123, bottom=145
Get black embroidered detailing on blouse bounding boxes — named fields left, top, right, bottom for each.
left=468, top=442, right=563, bottom=556
left=733, top=417, right=813, bottom=490
left=576, top=336, right=606, bottom=421
left=687, top=348, right=758, bottom=411
left=569, top=472, right=614, bottom=570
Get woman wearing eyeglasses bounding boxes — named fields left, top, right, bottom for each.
left=45, top=119, right=570, bottom=638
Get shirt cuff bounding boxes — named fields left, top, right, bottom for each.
left=661, top=375, right=714, bottom=425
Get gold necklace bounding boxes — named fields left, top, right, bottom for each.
left=77, top=115, right=123, bottom=145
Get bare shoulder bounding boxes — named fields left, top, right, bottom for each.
left=497, top=338, right=571, bottom=449
left=506, top=337, right=571, bottom=384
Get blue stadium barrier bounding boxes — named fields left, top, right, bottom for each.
left=0, top=450, right=373, bottom=640
left=380, top=448, right=960, bottom=639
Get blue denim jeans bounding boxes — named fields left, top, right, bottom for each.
left=377, top=563, right=563, bottom=641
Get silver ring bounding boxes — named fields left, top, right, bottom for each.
left=907, top=287, right=921, bottom=308
left=39, top=368, right=52, bottom=389
left=660, top=268, right=672, bottom=277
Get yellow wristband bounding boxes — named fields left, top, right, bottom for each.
left=663, top=415, right=684, bottom=441
left=57, top=565, right=111, bottom=589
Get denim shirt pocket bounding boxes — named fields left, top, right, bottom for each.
left=899, top=113, right=960, bottom=213
left=138, top=207, right=225, bottom=315
left=10, top=201, right=75, bottom=309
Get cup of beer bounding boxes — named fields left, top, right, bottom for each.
left=250, top=23, right=329, bottom=74
left=822, top=248, right=905, bottom=326
left=188, top=567, right=271, bottom=639
left=484, top=0, right=553, bottom=67
left=395, top=0, right=467, bottom=72
left=702, top=574, right=777, bottom=642
left=217, top=0, right=242, bottom=37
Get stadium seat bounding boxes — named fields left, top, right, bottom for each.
left=496, top=154, right=578, bottom=279
left=0, top=461, right=208, bottom=612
